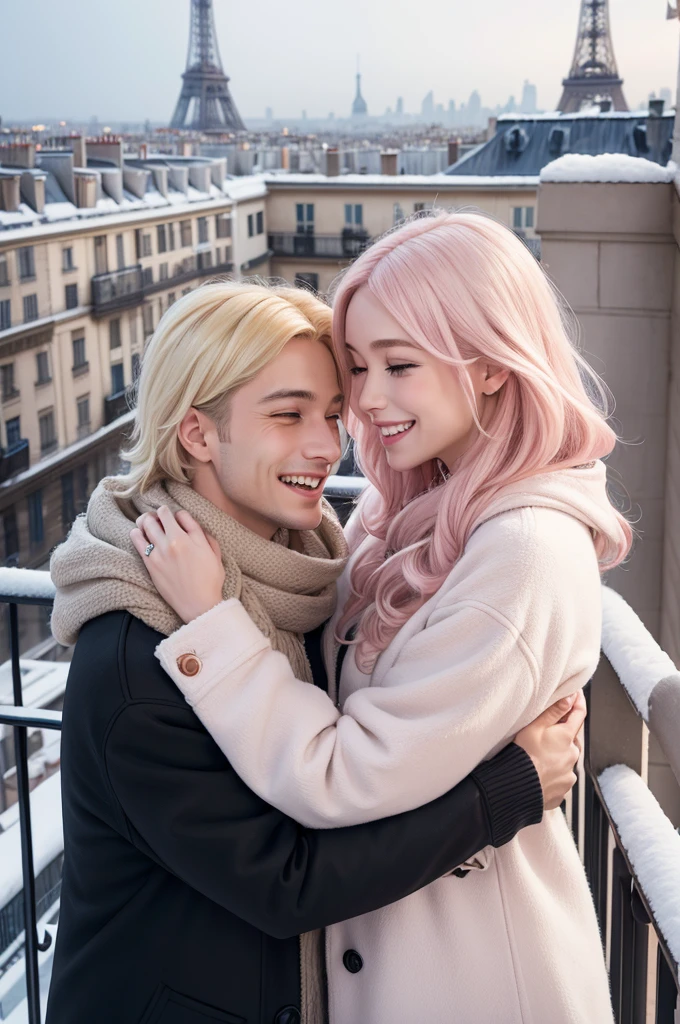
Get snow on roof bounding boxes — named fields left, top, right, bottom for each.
left=599, top=764, right=680, bottom=966
left=0, top=771, right=63, bottom=908
left=0, top=567, right=55, bottom=602
left=540, top=153, right=675, bottom=184
left=263, top=172, right=539, bottom=189
left=0, top=203, right=40, bottom=230
left=600, top=586, right=676, bottom=720
left=498, top=109, right=674, bottom=122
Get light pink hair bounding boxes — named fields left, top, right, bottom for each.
left=332, top=210, right=632, bottom=671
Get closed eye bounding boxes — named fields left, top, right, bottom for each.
left=272, top=412, right=301, bottom=419
left=387, top=363, right=418, bottom=376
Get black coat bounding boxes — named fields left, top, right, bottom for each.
left=45, top=610, right=542, bottom=1024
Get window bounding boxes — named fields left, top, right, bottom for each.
left=4, top=508, right=19, bottom=563
left=36, top=351, right=50, bottom=385
left=39, top=409, right=57, bottom=453
left=76, top=464, right=89, bottom=512
left=393, top=203, right=405, bottom=225
left=142, top=303, right=154, bottom=335
left=28, top=490, right=44, bottom=546
left=116, top=234, right=125, bottom=269
left=294, top=272, right=319, bottom=293
left=512, top=206, right=535, bottom=230
left=72, top=332, right=87, bottom=370
left=167, top=292, right=176, bottom=308
left=256, top=211, right=264, bottom=235
left=65, top=283, right=79, bottom=309
left=525, top=206, right=535, bottom=229
left=23, top=294, right=38, bottom=322
left=62, top=247, right=75, bottom=272
left=76, top=395, right=90, bottom=435
left=344, top=204, right=363, bottom=227
left=0, top=254, right=9, bottom=287
left=0, top=299, right=10, bottom=331
left=1, top=364, right=17, bottom=400
left=111, top=362, right=125, bottom=396
left=197, top=217, right=209, bottom=244
left=6, top=417, right=21, bottom=448
left=128, top=310, right=138, bottom=347
left=61, top=471, right=75, bottom=527
left=131, top=353, right=141, bottom=382
left=159, top=263, right=168, bottom=281
left=168, top=222, right=176, bottom=251
left=215, top=248, right=221, bottom=266
left=247, top=214, right=254, bottom=238
left=197, top=251, right=212, bottom=271
left=142, top=234, right=152, bottom=258
left=180, top=220, right=192, bottom=247
left=109, top=318, right=122, bottom=349
left=296, top=203, right=314, bottom=234
left=94, top=236, right=108, bottom=275
left=215, top=214, right=231, bottom=239
left=17, top=246, right=35, bottom=280
left=142, top=267, right=153, bottom=287
left=157, top=224, right=168, bottom=254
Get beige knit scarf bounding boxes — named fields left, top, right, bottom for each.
left=50, top=474, right=348, bottom=1024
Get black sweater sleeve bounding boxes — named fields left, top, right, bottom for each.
left=105, top=698, right=542, bottom=940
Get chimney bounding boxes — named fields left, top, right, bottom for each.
left=447, top=138, right=460, bottom=166
left=74, top=170, right=98, bottom=208
left=0, top=143, right=36, bottom=169
left=326, top=147, right=340, bottom=176
left=139, top=142, right=148, bottom=160
left=486, top=116, right=497, bottom=141
left=70, top=136, right=87, bottom=167
left=281, top=146, right=290, bottom=171
left=20, top=170, right=46, bottom=214
left=0, top=172, right=21, bottom=212
left=647, top=98, right=666, bottom=154
left=380, top=150, right=398, bottom=175
left=598, top=98, right=612, bottom=113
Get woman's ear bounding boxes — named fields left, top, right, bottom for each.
left=482, top=366, right=510, bottom=396
left=177, top=408, right=215, bottom=464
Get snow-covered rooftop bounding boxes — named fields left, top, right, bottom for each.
left=498, top=109, right=675, bottom=122
left=264, top=172, right=539, bottom=189
left=540, top=153, right=675, bottom=184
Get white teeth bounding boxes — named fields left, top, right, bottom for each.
left=280, top=475, right=321, bottom=489
left=380, top=421, right=414, bottom=437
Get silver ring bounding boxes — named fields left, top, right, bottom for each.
left=144, top=543, right=155, bottom=557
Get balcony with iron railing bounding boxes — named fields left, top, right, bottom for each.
left=103, top=389, right=130, bottom=426
left=0, top=477, right=678, bottom=1023
left=268, top=230, right=373, bottom=260
left=91, top=254, right=235, bottom=319
left=0, top=440, right=29, bottom=484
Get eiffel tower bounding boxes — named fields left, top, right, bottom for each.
left=170, top=0, right=246, bottom=132
left=557, top=0, right=628, bottom=113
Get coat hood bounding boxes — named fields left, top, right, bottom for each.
left=473, top=460, right=629, bottom=566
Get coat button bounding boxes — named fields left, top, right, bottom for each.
left=343, top=948, right=363, bottom=974
left=273, top=1007, right=300, bottom=1024
left=177, top=653, right=202, bottom=676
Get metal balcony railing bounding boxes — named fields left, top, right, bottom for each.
left=91, top=256, right=235, bottom=319
left=268, top=231, right=373, bottom=260
left=0, top=439, right=29, bottom=483
left=0, top=477, right=678, bottom=1023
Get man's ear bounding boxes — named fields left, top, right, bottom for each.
left=177, top=408, right=215, bottom=464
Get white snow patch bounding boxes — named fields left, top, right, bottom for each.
left=498, top=109, right=674, bottom=122
left=541, top=154, right=674, bottom=184
left=0, top=568, right=55, bottom=602
left=43, top=201, right=80, bottom=222
left=600, top=586, right=676, bottom=720
left=0, top=771, right=63, bottom=909
left=264, top=171, right=539, bottom=188
left=599, top=764, right=680, bottom=966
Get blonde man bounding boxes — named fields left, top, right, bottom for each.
left=46, top=282, right=584, bottom=1024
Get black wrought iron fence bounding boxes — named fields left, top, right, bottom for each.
left=0, top=478, right=678, bottom=1023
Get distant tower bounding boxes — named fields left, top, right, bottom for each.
left=558, top=0, right=628, bottom=112
left=421, top=90, right=435, bottom=119
left=352, top=72, right=368, bottom=118
left=170, top=0, right=246, bottom=131
left=520, top=80, right=537, bottom=113
left=396, top=96, right=404, bottom=116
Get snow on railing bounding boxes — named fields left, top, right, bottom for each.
left=599, top=766, right=680, bottom=968
left=600, top=585, right=677, bottom=721
left=0, top=568, right=55, bottom=603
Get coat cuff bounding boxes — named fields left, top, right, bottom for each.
left=470, top=742, right=544, bottom=848
left=154, top=599, right=271, bottom=705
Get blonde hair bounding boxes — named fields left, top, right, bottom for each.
left=117, top=280, right=333, bottom=496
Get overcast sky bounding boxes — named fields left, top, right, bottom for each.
left=1, top=0, right=677, bottom=123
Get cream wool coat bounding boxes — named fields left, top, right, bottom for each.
left=157, top=462, right=626, bottom=1024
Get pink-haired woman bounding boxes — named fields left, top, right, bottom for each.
left=136, top=211, right=630, bottom=1023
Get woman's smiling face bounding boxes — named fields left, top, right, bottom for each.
left=344, top=284, right=494, bottom=472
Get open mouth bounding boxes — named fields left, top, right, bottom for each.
left=278, top=474, right=326, bottom=496
left=379, top=421, right=415, bottom=446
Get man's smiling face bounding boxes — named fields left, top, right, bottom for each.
left=204, top=336, right=344, bottom=539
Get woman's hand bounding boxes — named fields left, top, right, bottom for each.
left=131, top=506, right=226, bottom=623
